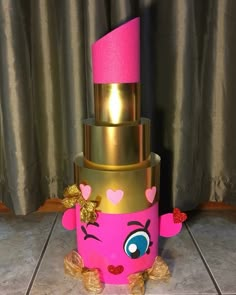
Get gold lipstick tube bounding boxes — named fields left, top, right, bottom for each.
left=94, top=83, right=140, bottom=125
left=83, top=118, right=150, bottom=166
left=74, top=153, right=160, bottom=214
left=74, top=81, right=161, bottom=213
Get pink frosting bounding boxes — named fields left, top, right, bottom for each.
left=92, top=17, right=140, bottom=83
left=62, top=206, right=183, bottom=284
left=76, top=203, right=158, bottom=284
left=159, top=213, right=182, bottom=237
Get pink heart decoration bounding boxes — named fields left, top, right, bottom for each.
left=106, top=189, right=124, bottom=205
left=79, top=184, right=92, bottom=200
left=145, top=186, right=157, bottom=203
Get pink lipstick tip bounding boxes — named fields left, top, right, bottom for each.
left=92, top=17, right=140, bottom=84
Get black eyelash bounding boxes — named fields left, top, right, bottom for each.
left=81, top=225, right=101, bottom=242
left=143, top=219, right=152, bottom=254
left=146, top=241, right=153, bottom=254
left=144, top=219, right=151, bottom=230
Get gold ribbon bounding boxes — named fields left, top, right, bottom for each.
left=64, top=250, right=104, bottom=294
left=64, top=251, right=169, bottom=295
left=61, top=184, right=98, bottom=223
left=128, top=256, right=170, bottom=295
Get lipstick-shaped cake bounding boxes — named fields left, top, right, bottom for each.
left=62, top=18, right=186, bottom=293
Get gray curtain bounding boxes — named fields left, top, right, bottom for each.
left=0, top=0, right=236, bottom=215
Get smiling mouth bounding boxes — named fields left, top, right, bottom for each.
left=108, top=265, right=124, bottom=275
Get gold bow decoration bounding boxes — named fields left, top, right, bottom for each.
left=128, top=256, right=170, bottom=295
left=61, top=184, right=98, bottom=223
left=64, top=250, right=170, bottom=295
left=64, top=250, right=104, bottom=294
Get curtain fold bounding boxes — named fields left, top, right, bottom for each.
left=140, top=0, right=203, bottom=211
left=57, top=0, right=87, bottom=184
left=83, top=0, right=110, bottom=116
left=31, top=0, right=64, bottom=202
left=200, top=0, right=236, bottom=204
left=0, top=0, right=40, bottom=213
left=0, top=0, right=235, bottom=214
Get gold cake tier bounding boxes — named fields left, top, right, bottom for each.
left=83, top=118, right=150, bottom=166
left=94, top=83, right=140, bottom=125
left=74, top=152, right=160, bottom=214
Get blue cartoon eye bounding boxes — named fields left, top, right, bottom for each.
left=124, top=230, right=150, bottom=259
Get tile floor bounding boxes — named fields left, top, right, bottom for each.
left=0, top=210, right=235, bottom=295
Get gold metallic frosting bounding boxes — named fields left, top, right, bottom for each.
left=74, top=153, right=160, bottom=214
left=94, top=83, right=140, bottom=125
left=83, top=118, right=150, bottom=166
left=74, top=82, right=160, bottom=214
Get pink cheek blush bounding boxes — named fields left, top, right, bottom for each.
left=159, top=213, right=182, bottom=237
left=62, top=208, right=76, bottom=231
left=75, top=203, right=159, bottom=284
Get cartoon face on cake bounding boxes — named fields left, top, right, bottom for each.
left=77, top=203, right=159, bottom=284
left=62, top=203, right=159, bottom=284
left=62, top=182, right=184, bottom=284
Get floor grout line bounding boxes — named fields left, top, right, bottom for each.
left=185, top=222, right=223, bottom=295
left=25, top=213, right=59, bottom=295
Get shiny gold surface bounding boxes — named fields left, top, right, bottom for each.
left=94, top=83, right=140, bottom=125
left=74, top=153, right=160, bottom=214
left=83, top=157, right=150, bottom=171
left=83, top=118, right=150, bottom=165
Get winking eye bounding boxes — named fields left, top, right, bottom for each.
left=81, top=222, right=101, bottom=242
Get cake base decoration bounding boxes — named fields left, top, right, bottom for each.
left=63, top=249, right=170, bottom=295
left=61, top=17, right=187, bottom=294
left=64, top=250, right=104, bottom=294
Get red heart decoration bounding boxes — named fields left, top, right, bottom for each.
left=173, top=208, right=187, bottom=223
left=107, top=265, right=124, bottom=275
